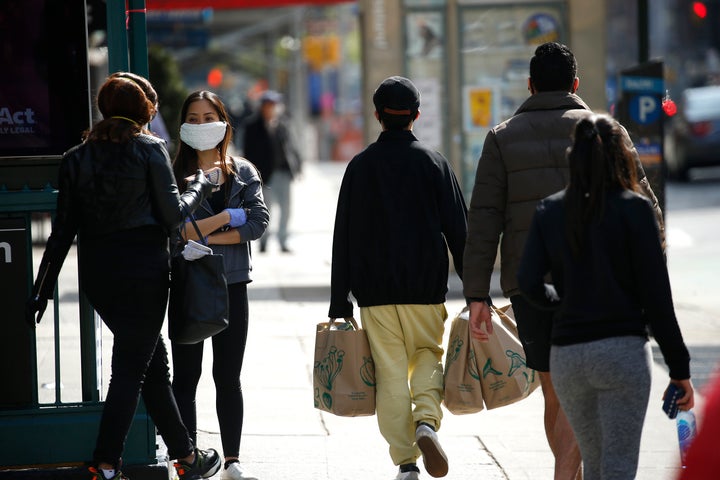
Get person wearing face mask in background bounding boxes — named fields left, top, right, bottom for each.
left=26, top=74, right=221, bottom=480
left=171, top=90, right=269, bottom=480
left=242, top=90, right=303, bottom=253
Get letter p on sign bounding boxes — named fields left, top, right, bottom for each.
left=630, top=94, right=660, bottom=125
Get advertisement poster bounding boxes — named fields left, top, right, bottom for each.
left=0, top=1, right=52, bottom=154
left=464, top=86, right=495, bottom=131
left=412, top=77, right=442, bottom=150
left=458, top=4, right=566, bottom=194
left=405, top=12, right=443, bottom=59
left=0, top=0, right=90, bottom=159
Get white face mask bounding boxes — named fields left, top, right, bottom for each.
left=180, top=121, right=227, bottom=151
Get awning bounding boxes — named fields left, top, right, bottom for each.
left=146, top=0, right=354, bottom=9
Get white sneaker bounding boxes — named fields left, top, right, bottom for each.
left=395, top=470, right=419, bottom=480
left=415, top=423, right=448, bottom=478
left=221, top=462, right=258, bottom=480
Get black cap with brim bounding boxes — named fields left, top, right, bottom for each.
left=373, top=76, right=420, bottom=116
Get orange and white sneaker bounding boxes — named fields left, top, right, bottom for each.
left=173, top=448, right=222, bottom=480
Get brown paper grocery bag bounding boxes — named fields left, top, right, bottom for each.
left=471, top=304, right=540, bottom=409
left=443, top=308, right=484, bottom=414
left=313, top=317, right=376, bottom=416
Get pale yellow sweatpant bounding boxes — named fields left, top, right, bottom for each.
left=360, top=304, right=447, bottom=466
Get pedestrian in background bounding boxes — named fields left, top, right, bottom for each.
left=171, top=90, right=269, bottom=480
left=462, top=42, right=663, bottom=480
left=329, top=76, right=467, bottom=480
left=26, top=74, right=221, bottom=480
left=517, top=113, right=694, bottom=480
left=242, top=90, right=303, bottom=253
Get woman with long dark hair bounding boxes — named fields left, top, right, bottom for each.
left=26, top=74, right=222, bottom=480
left=171, top=90, right=268, bottom=480
left=517, top=114, right=694, bottom=480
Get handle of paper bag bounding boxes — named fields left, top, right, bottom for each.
left=490, top=304, right=519, bottom=336
left=328, top=317, right=360, bottom=330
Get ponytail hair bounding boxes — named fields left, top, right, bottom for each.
left=565, top=114, right=639, bottom=257
left=86, top=76, right=155, bottom=143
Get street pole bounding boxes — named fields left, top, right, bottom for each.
left=127, top=0, right=149, bottom=78
left=638, top=0, right=648, bottom=63
left=106, top=0, right=148, bottom=77
left=106, top=0, right=129, bottom=73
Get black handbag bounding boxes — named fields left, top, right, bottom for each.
left=168, top=204, right=229, bottom=344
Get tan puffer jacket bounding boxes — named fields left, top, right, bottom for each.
left=463, top=91, right=663, bottom=299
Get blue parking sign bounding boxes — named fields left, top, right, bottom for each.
left=630, top=94, right=660, bottom=125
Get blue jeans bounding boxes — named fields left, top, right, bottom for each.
left=261, top=170, right=292, bottom=249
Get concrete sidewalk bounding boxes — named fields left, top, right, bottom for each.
left=189, top=160, right=693, bottom=480
left=16, top=160, right=703, bottom=480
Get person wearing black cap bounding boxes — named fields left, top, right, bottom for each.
left=242, top=90, right=303, bottom=253
left=329, top=76, right=467, bottom=480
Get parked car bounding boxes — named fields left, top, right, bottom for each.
left=664, top=85, right=720, bottom=180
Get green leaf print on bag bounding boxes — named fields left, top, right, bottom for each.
left=481, top=358, right=503, bottom=377
left=314, top=345, right=345, bottom=408
left=445, top=335, right=462, bottom=371
left=467, top=348, right=480, bottom=380
left=360, top=356, right=376, bottom=387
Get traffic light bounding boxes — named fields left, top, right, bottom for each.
left=692, top=2, right=708, bottom=19
left=207, top=68, right=223, bottom=88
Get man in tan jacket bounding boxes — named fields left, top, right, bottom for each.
left=462, top=42, right=662, bottom=479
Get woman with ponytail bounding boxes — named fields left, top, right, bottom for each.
left=517, top=113, right=694, bottom=480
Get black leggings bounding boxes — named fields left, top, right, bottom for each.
left=172, top=282, right=249, bottom=459
left=82, top=229, right=194, bottom=467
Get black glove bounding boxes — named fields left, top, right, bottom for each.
left=188, top=169, right=216, bottom=199
left=26, top=295, right=48, bottom=328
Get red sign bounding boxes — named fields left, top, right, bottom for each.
left=146, top=0, right=354, bottom=9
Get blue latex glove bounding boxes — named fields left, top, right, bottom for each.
left=225, top=208, right=247, bottom=227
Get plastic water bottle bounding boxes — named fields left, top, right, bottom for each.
left=676, top=409, right=697, bottom=468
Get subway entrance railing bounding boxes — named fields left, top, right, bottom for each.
left=0, top=190, right=157, bottom=470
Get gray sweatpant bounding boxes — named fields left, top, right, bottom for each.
left=551, top=336, right=652, bottom=480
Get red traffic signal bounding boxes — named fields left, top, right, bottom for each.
left=207, top=68, right=223, bottom=88
left=692, top=1, right=708, bottom=19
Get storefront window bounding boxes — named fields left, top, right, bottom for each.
left=458, top=2, right=566, bottom=193
left=405, top=10, right=446, bottom=151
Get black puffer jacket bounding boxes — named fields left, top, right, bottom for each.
left=32, top=134, right=207, bottom=300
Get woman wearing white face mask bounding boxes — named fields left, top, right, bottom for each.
left=171, top=90, right=269, bottom=480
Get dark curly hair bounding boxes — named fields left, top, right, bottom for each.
left=529, top=42, right=577, bottom=92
